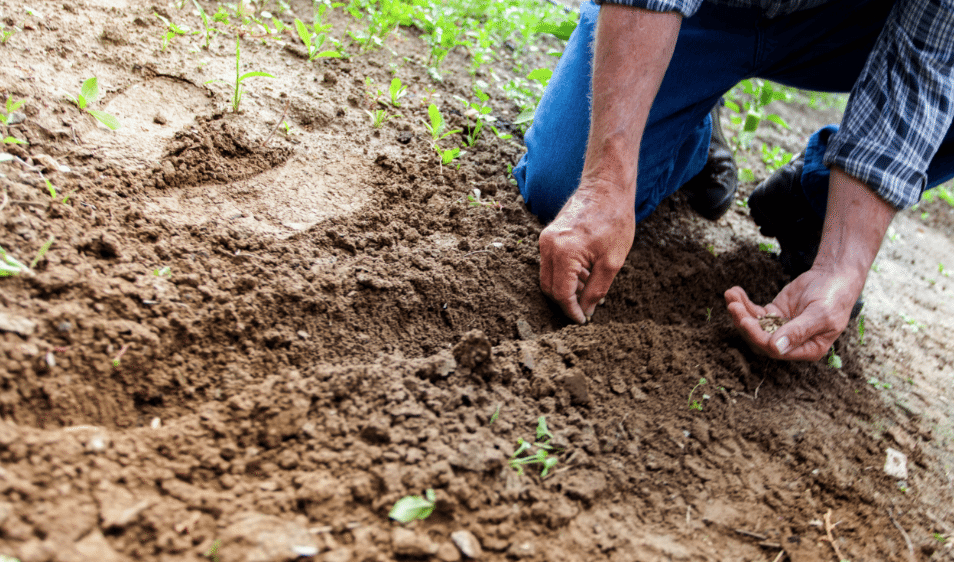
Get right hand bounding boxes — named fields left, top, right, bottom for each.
left=539, top=184, right=636, bottom=324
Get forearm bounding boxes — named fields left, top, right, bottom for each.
left=580, top=5, right=682, bottom=201
left=814, top=167, right=896, bottom=289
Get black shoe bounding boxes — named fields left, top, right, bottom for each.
left=683, top=102, right=738, bottom=221
left=748, top=154, right=864, bottom=319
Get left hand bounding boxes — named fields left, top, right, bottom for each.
left=725, top=266, right=862, bottom=361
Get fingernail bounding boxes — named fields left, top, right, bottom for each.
left=775, top=336, right=791, bottom=355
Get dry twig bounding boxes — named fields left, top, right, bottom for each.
left=887, top=508, right=917, bottom=562
left=820, top=509, right=847, bottom=562
left=772, top=550, right=786, bottom=562
left=260, top=100, right=291, bottom=147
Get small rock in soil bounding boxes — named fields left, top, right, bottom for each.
left=436, top=541, right=462, bottom=562
left=219, top=512, right=320, bottom=562
left=453, top=330, right=492, bottom=369
left=506, top=532, right=536, bottom=559
left=557, top=369, right=590, bottom=405
left=451, top=530, right=482, bottom=559
left=0, top=312, right=37, bottom=336
left=391, top=527, right=438, bottom=557
left=884, top=447, right=908, bottom=479
left=515, top=318, right=534, bottom=340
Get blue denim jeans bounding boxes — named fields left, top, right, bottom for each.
left=513, top=0, right=954, bottom=225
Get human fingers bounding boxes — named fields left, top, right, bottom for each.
left=579, top=261, right=619, bottom=319
left=724, top=286, right=767, bottom=319
left=546, top=260, right=589, bottom=324
left=766, top=306, right=841, bottom=361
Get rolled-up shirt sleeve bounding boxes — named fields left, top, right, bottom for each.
left=593, top=0, right=703, bottom=18
left=824, top=0, right=954, bottom=210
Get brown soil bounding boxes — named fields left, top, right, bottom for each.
left=1, top=1, right=953, bottom=561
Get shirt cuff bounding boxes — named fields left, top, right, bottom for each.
left=593, top=0, right=702, bottom=18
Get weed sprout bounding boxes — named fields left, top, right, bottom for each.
left=509, top=416, right=561, bottom=478
left=688, top=377, right=707, bottom=411
left=206, top=38, right=273, bottom=113
left=66, top=77, right=120, bottom=130
left=389, top=489, right=436, bottom=523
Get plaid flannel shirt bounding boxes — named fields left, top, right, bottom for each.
left=594, top=0, right=954, bottom=209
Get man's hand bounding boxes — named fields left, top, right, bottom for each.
left=540, top=184, right=636, bottom=324
left=725, top=269, right=860, bottom=360
left=726, top=167, right=895, bottom=360
left=537, top=6, right=681, bottom=323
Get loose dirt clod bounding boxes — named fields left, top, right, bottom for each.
left=758, top=313, right=788, bottom=333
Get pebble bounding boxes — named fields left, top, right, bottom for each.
left=450, top=530, right=482, bottom=559
left=391, top=528, right=438, bottom=557
left=0, top=312, right=37, bottom=337
left=436, top=541, right=462, bottom=562
left=884, top=447, right=908, bottom=479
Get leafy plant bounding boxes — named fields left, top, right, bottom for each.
left=0, top=96, right=24, bottom=125
left=867, top=377, right=892, bottom=390
left=207, top=38, right=274, bottom=113
left=461, top=88, right=492, bottom=147
left=205, top=539, right=221, bottom=562
left=827, top=348, right=843, bottom=369
left=388, top=77, right=408, bottom=107
left=422, top=103, right=458, bottom=142
left=154, top=12, right=195, bottom=51
left=66, top=78, right=121, bottom=130
left=688, top=377, right=707, bottom=411
left=294, top=13, right=342, bottom=61
left=758, top=242, right=777, bottom=254
left=389, top=489, right=436, bottom=522
left=706, top=307, right=712, bottom=322
left=153, top=266, right=172, bottom=277
left=857, top=315, right=866, bottom=345
left=466, top=188, right=501, bottom=210
left=365, top=108, right=398, bottom=128
left=724, top=79, right=790, bottom=149
left=760, top=143, right=794, bottom=173
left=191, top=0, right=221, bottom=49
left=489, top=403, right=501, bottom=424
left=509, top=416, right=560, bottom=477
left=1, top=237, right=53, bottom=277
left=0, top=22, right=20, bottom=44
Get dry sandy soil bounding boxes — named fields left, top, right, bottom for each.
left=1, top=0, right=953, bottom=561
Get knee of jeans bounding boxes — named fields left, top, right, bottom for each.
left=514, top=152, right=578, bottom=224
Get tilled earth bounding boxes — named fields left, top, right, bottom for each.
left=1, top=0, right=953, bottom=561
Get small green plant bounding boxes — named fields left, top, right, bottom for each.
left=900, top=313, right=924, bottom=332
left=191, top=0, right=221, bottom=49
left=688, top=377, right=707, bottom=411
left=153, top=266, right=172, bottom=277
left=758, top=242, right=777, bottom=254
left=66, top=77, right=120, bottom=130
left=293, top=13, right=342, bottom=61
left=489, top=403, right=501, bottom=424
left=466, top=188, right=501, bottom=210
left=389, top=489, right=436, bottom=523
left=867, top=377, right=892, bottom=390
left=422, top=103, right=459, bottom=142
left=1, top=22, right=20, bottom=44
left=705, top=307, right=712, bottom=322
left=461, top=88, right=492, bottom=147
left=154, top=12, right=195, bottom=51
left=760, top=144, right=794, bottom=173
left=388, top=77, right=408, bottom=107
left=706, top=244, right=717, bottom=256
left=509, top=417, right=560, bottom=478
left=207, top=38, right=274, bottom=113
left=205, top=539, right=221, bottom=562
left=857, top=315, right=866, bottom=345
left=0, top=237, right=53, bottom=277
left=933, top=532, right=946, bottom=543
left=365, top=108, right=398, bottom=128
left=827, top=348, right=843, bottom=369
left=724, top=79, right=790, bottom=149
left=0, top=96, right=24, bottom=125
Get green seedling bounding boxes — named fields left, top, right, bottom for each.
left=1, top=22, right=20, bottom=44
left=688, top=377, right=707, bottom=411
left=827, top=348, right=842, bottom=369
left=467, top=188, right=501, bottom=210
left=153, top=266, right=172, bottom=277
left=489, top=403, right=501, bottom=424
left=365, top=108, right=398, bottom=128
left=0, top=96, right=24, bottom=125
left=191, top=0, right=221, bottom=49
left=491, top=125, right=512, bottom=140
left=293, top=15, right=342, bottom=61
left=461, top=88, right=493, bottom=147
left=66, top=77, right=120, bottom=130
left=3, top=136, right=25, bottom=145
left=1, top=237, right=52, bottom=277
left=760, top=143, right=794, bottom=173
left=154, top=12, right=195, bottom=51
left=388, top=77, right=408, bottom=107
left=509, top=416, right=560, bottom=477
left=281, top=120, right=296, bottom=136
left=724, top=79, right=790, bottom=149
left=205, top=539, right=221, bottom=562
left=857, top=315, right=866, bottom=345
left=422, top=104, right=459, bottom=142
left=207, top=38, right=273, bottom=113
left=706, top=244, right=717, bottom=256
left=758, top=242, right=777, bottom=254
left=706, top=307, right=712, bottom=322
left=867, top=377, right=892, bottom=390
left=933, top=532, right=946, bottom=543
left=389, top=489, right=436, bottom=523
left=900, top=314, right=924, bottom=332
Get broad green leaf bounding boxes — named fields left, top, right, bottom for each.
left=3, top=137, right=25, bottom=145
left=738, top=168, right=756, bottom=182
left=237, top=71, right=274, bottom=82
left=513, top=107, right=535, bottom=125
left=527, top=68, right=552, bottom=84
left=723, top=100, right=740, bottom=113
left=427, top=104, right=444, bottom=136
left=6, top=97, right=24, bottom=113
left=535, top=20, right=577, bottom=40
left=80, top=77, right=99, bottom=106
left=87, top=110, right=120, bottom=130
left=536, top=416, right=553, bottom=441
left=294, top=18, right=311, bottom=48
left=388, top=494, right=435, bottom=523
left=742, top=114, right=761, bottom=132
left=765, top=114, right=790, bottom=129
left=315, top=50, right=342, bottom=58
